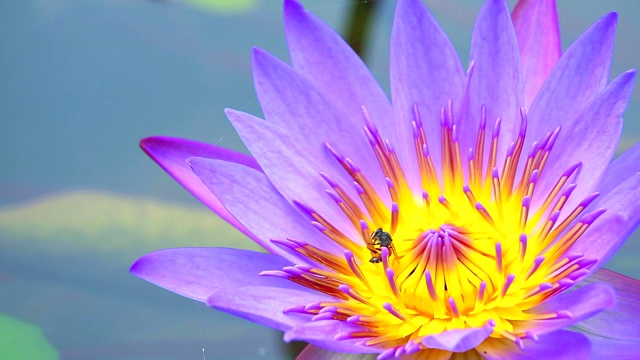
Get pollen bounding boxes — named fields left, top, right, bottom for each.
left=262, top=102, right=604, bottom=356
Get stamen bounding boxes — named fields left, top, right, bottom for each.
left=448, top=297, right=461, bottom=318
left=439, top=195, right=454, bottom=213
left=520, top=196, right=531, bottom=233
left=526, top=256, right=545, bottom=280
left=484, top=118, right=501, bottom=185
left=312, top=312, right=335, bottom=321
left=383, top=302, right=409, bottom=322
left=475, top=202, right=496, bottom=228
left=344, top=250, right=371, bottom=289
left=424, top=270, right=438, bottom=301
left=338, top=285, right=374, bottom=306
left=492, top=167, right=503, bottom=216
left=381, top=246, right=391, bottom=270
left=390, top=202, right=399, bottom=235
left=386, top=267, right=401, bottom=299
left=519, top=234, right=528, bottom=261
left=501, top=274, right=516, bottom=298
left=495, top=242, right=503, bottom=274
left=473, top=105, right=487, bottom=189
left=474, top=281, right=487, bottom=311
left=524, top=283, right=554, bottom=298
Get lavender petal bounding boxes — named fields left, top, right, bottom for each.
left=188, top=157, right=342, bottom=259
left=525, top=13, right=617, bottom=154
left=512, top=0, right=562, bottom=109
left=283, top=0, right=396, bottom=149
left=460, top=0, right=523, bottom=168
left=130, top=247, right=298, bottom=302
left=572, top=269, right=640, bottom=358
left=140, top=136, right=260, bottom=242
left=477, top=330, right=591, bottom=359
left=516, top=282, right=616, bottom=335
left=207, top=286, right=333, bottom=332
left=390, top=0, right=465, bottom=192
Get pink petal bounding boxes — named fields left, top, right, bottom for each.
left=512, top=0, right=562, bottom=109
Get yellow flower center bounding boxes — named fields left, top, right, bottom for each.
left=267, top=105, right=601, bottom=352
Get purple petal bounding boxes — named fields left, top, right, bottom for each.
left=390, top=0, right=465, bottom=191
left=460, top=0, right=523, bottom=167
left=421, top=321, right=495, bottom=352
left=140, top=136, right=260, bottom=242
left=130, top=247, right=297, bottom=302
left=285, top=320, right=377, bottom=354
left=207, top=285, right=331, bottom=332
left=514, top=282, right=616, bottom=335
left=597, top=142, right=640, bottom=198
left=251, top=48, right=388, bottom=204
left=573, top=269, right=640, bottom=358
left=283, top=0, right=396, bottom=149
left=569, top=172, right=640, bottom=269
left=533, top=70, right=636, bottom=215
left=225, top=109, right=362, bottom=241
left=477, top=330, right=591, bottom=360
left=188, top=157, right=341, bottom=259
left=296, top=344, right=376, bottom=360
left=525, top=13, right=617, bottom=151
left=512, top=0, right=562, bottom=109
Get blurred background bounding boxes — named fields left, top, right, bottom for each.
left=1, top=0, right=639, bottom=359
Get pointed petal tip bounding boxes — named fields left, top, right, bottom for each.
left=621, top=68, right=638, bottom=81
left=185, top=156, right=196, bottom=166
left=139, top=135, right=174, bottom=153
left=139, top=136, right=155, bottom=151
left=223, top=107, right=243, bottom=120
left=129, top=255, right=146, bottom=276
left=251, top=46, right=269, bottom=62
left=128, top=248, right=168, bottom=279
left=597, top=11, right=618, bottom=31
left=283, top=0, right=303, bottom=16
left=251, top=47, right=284, bottom=74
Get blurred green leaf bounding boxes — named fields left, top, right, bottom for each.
left=0, top=191, right=261, bottom=255
left=0, top=314, right=59, bottom=360
left=185, top=0, right=257, bottom=14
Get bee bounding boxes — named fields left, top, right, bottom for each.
left=367, top=228, right=397, bottom=263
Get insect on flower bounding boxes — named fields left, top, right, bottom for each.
left=367, top=228, right=396, bottom=263
left=131, top=0, right=640, bottom=359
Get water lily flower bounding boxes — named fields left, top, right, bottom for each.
left=131, top=0, right=640, bottom=358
